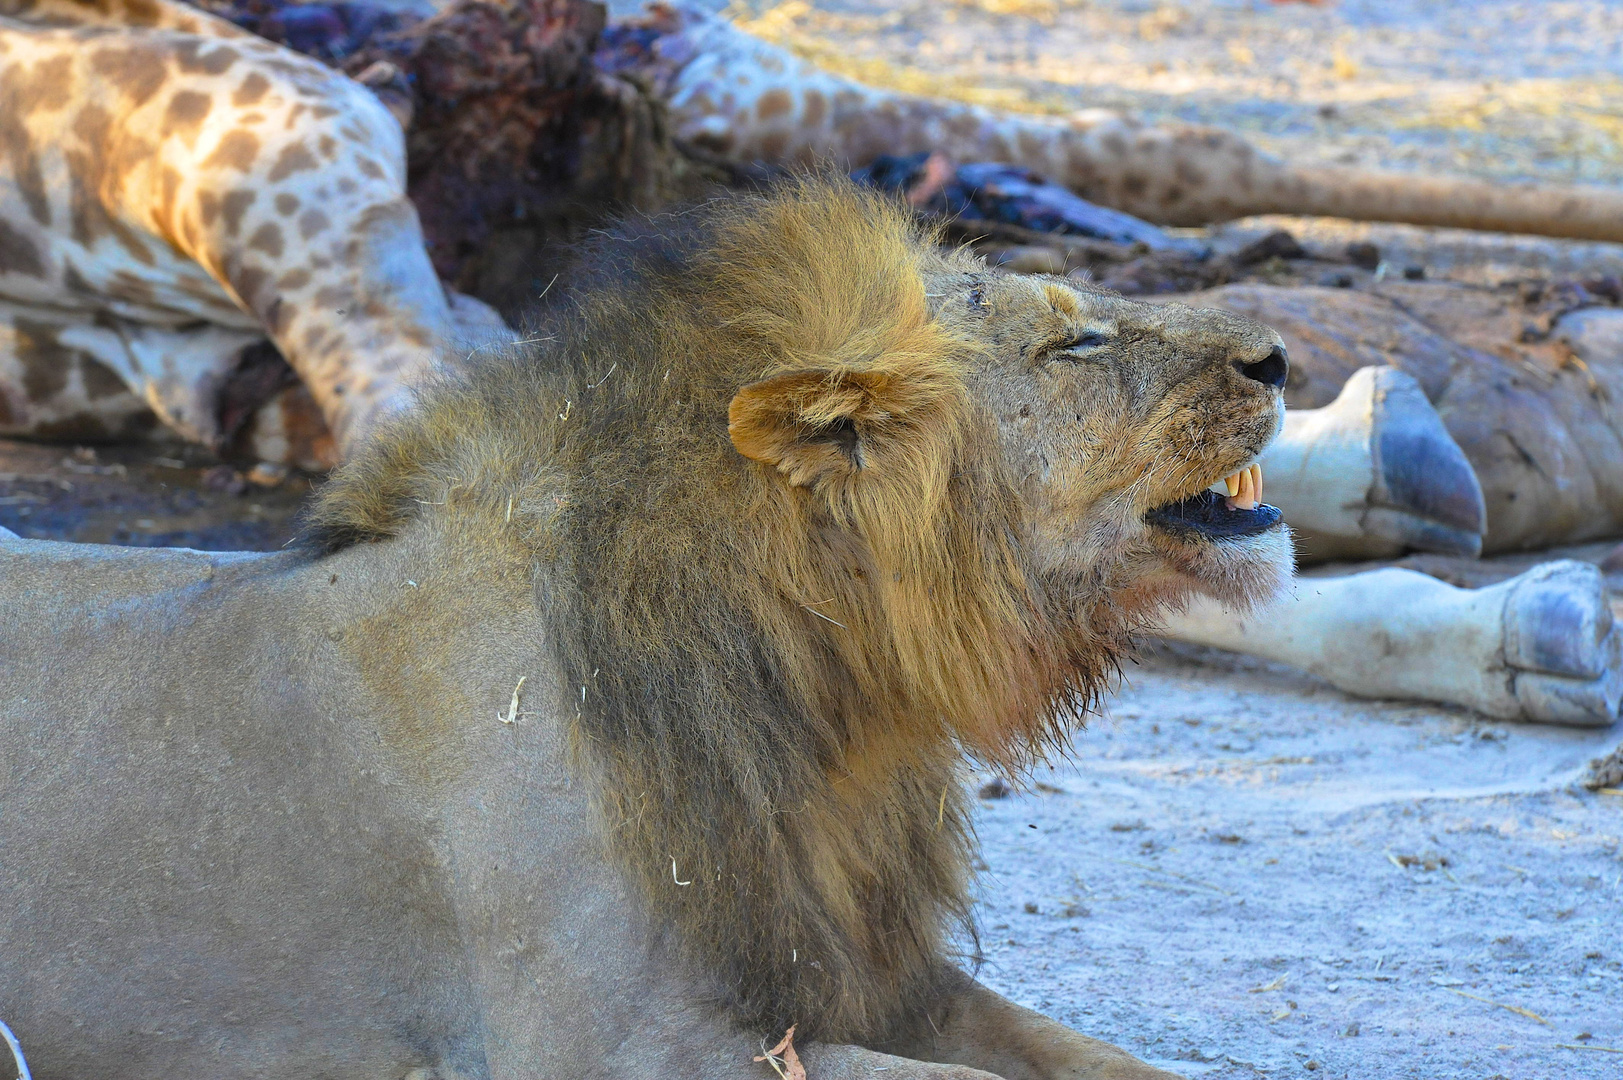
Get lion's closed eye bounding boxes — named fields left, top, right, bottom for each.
left=1050, top=330, right=1111, bottom=360
left=1063, top=331, right=1109, bottom=352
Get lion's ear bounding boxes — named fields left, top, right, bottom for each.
left=728, top=368, right=904, bottom=487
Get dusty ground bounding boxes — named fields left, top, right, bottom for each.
left=0, top=440, right=310, bottom=551
left=972, top=650, right=1623, bottom=1079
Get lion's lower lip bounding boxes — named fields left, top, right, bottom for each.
left=1146, top=489, right=1283, bottom=539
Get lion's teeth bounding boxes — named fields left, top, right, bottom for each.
left=1209, top=465, right=1263, bottom=509
left=1228, top=465, right=1259, bottom=511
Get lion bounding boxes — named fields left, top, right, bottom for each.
left=0, top=179, right=1290, bottom=1079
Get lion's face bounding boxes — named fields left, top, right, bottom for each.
left=943, top=271, right=1293, bottom=611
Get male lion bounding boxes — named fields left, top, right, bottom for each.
left=0, top=181, right=1290, bottom=1079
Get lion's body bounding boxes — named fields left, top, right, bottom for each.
left=0, top=182, right=1289, bottom=1079
left=1, top=534, right=503, bottom=1077
left=0, top=526, right=837, bottom=1077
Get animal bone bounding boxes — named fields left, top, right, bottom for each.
left=1163, top=559, right=1623, bottom=726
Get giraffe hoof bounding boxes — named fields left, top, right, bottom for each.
left=1265, top=365, right=1486, bottom=561
left=1504, top=560, right=1623, bottom=726
left=1364, top=366, right=1485, bottom=557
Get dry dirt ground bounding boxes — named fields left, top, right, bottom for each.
left=972, top=653, right=1623, bottom=1080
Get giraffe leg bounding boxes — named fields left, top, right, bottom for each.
left=2, top=4, right=510, bottom=461
left=659, top=10, right=1623, bottom=241
left=0, top=302, right=174, bottom=445
left=0, top=299, right=335, bottom=469
left=1162, top=562, right=1622, bottom=726
left=149, top=44, right=512, bottom=452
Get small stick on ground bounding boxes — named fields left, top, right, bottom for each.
left=1108, top=856, right=1236, bottom=896
left=1447, top=988, right=1551, bottom=1026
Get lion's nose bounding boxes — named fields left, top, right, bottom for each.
left=1235, top=345, right=1288, bottom=389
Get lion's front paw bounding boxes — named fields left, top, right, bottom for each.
left=1502, top=560, right=1623, bottom=726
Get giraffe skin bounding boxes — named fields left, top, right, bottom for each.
left=0, top=0, right=509, bottom=467
left=646, top=6, right=1623, bottom=243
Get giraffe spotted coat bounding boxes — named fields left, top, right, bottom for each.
left=637, top=6, right=1623, bottom=242
left=0, top=0, right=507, bottom=468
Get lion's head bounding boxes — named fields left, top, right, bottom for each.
left=306, top=178, right=1290, bottom=1044
left=726, top=246, right=1293, bottom=603
left=950, top=268, right=1292, bottom=623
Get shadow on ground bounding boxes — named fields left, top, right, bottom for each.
left=0, top=439, right=309, bottom=552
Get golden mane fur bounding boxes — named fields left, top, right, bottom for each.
left=304, top=181, right=1158, bottom=1044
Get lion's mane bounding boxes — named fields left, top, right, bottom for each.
left=305, top=181, right=1124, bottom=1044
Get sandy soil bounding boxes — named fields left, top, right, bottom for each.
left=970, top=647, right=1623, bottom=1079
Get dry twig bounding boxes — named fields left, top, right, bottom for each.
left=1447, top=988, right=1551, bottom=1026
left=1107, top=857, right=1235, bottom=896
left=754, top=1025, right=807, bottom=1080
left=498, top=676, right=527, bottom=724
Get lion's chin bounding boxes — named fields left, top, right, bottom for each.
left=1145, top=515, right=1295, bottom=615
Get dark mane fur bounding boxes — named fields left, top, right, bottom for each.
left=303, top=180, right=1115, bottom=1043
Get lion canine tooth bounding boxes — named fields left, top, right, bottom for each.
left=1225, top=466, right=1258, bottom=511
left=1211, top=465, right=1265, bottom=510
left=1209, top=466, right=1262, bottom=506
